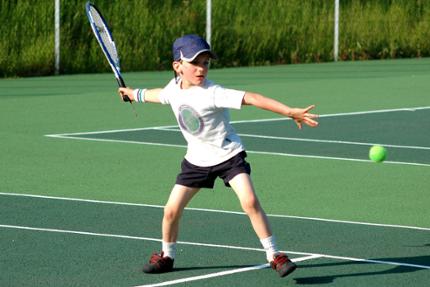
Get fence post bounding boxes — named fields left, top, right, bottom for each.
left=55, top=0, right=60, bottom=74
left=206, top=0, right=212, bottom=46
left=334, top=0, right=339, bottom=61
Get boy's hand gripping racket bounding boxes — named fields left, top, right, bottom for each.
left=85, top=2, right=132, bottom=103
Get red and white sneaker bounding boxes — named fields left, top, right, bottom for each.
left=270, top=253, right=297, bottom=277
left=142, top=252, right=174, bottom=274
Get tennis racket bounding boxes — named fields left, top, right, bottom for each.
left=85, top=2, right=130, bottom=102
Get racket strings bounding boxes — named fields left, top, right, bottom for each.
left=88, top=7, right=120, bottom=69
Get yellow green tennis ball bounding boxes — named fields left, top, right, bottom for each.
left=369, top=145, right=387, bottom=162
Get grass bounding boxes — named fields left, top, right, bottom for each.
left=1, top=0, right=430, bottom=77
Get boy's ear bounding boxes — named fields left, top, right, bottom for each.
left=172, top=61, right=181, bottom=74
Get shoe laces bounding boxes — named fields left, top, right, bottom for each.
left=271, top=254, right=289, bottom=269
left=149, top=252, right=165, bottom=264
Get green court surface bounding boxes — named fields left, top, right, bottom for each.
left=1, top=194, right=429, bottom=286
left=49, top=107, right=430, bottom=165
left=1, top=59, right=430, bottom=286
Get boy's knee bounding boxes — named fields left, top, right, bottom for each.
left=241, top=196, right=261, bottom=214
left=164, top=205, right=181, bottom=222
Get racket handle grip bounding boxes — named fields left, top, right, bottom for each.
left=116, top=77, right=131, bottom=102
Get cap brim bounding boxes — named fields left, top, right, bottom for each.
left=180, top=49, right=217, bottom=62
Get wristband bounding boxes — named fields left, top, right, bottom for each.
left=133, top=88, right=147, bottom=103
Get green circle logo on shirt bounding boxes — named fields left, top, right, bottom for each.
left=178, top=105, right=203, bottom=135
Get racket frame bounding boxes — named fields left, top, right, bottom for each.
left=85, top=2, right=127, bottom=90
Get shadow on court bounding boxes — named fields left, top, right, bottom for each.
left=1, top=193, right=429, bottom=286
left=173, top=264, right=256, bottom=272
left=294, top=255, right=430, bottom=285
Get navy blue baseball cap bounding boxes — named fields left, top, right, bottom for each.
left=172, top=34, right=217, bottom=62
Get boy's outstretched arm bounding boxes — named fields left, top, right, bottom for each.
left=242, top=92, right=319, bottom=129
left=118, top=87, right=162, bottom=103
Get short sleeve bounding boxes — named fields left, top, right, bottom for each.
left=158, top=78, right=179, bottom=105
left=213, top=85, right=245, bottom=109
left=158, top=88, right=170, bottom=105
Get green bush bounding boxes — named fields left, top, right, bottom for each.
left=1, top=0, right=430, bottom=77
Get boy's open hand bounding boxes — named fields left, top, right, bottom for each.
left=291, top=105, right=319, bottom=129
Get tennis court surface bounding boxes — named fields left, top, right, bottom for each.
left=47, top=106, right=430, bottom=166
left=1, top=59, right=429, bottom=286
left=1, top=193, right=429, bottom=286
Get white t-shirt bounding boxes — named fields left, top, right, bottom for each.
left=159, top=78, right=246, bottom=167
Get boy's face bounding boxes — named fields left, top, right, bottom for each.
left=173, top=52, right=210, bottom=88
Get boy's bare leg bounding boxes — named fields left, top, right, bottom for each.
left=163, top=184, right=200, bottom=243
left=229, top=173, right=297, bottom=277
left=143, top=184, right=199, bottom=274
left=229, top=173, right=272, bottom=239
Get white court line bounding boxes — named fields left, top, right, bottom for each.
left=45, top=105, right=430, bottom=137
left=0, top=223, right=300, bottom=255
left=239, top=133, right=430, bottom=150
left=247, top=150, right=430, bottom=167
left=46, top=126, right=178, bottom=137
left=2, top=224, right=429, bottom=271
left=160, top=105, right=430, bottom=125
left=45, top=106, right=430, bottom=167
left=135, top=263, right=271, bottom=287
left=152, top=128, right=430, bottom=151
left=1, top=192, right=429, bottom=231
left=317, top=254, right=430, bottom=270
left=45, top=134, right=187, bottom=149
left=43, top=134, right=430, bottom=167
left=134, top=255, right=322, bottom=287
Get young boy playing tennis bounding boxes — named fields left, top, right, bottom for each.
left=119, top=34, right=318, bottom=278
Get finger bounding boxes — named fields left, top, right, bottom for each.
left=305, top=113, right=319, bottom=119
left=304, top=105, right=316, bottom=113
left=118, top=90, right=128, bottom=101
left=304, top=118, right=319, bottom=127
left=118, top=88, right=127, bottom=95
left=295, top=119, right=302, bottom=129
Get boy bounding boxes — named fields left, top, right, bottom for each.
left=119, top=34, right=318, bottom=278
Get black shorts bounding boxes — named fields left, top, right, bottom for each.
left=176, top=151, right=251, bottom=189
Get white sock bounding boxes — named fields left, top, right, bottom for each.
left=162, top=241, right=177, bottom=259
left=260, top=235, right=280, bottom=262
